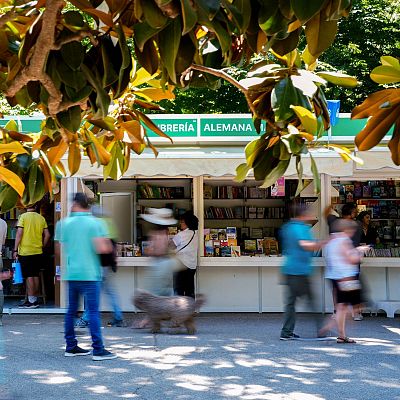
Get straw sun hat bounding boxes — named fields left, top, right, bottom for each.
left=140, top=208, right=177, bottom=226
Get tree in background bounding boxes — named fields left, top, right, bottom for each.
left=0, top=0, right=398, bottom=210
left=320, top=0, right=400, bottom=112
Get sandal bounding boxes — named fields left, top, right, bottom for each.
left=337, top=336, right=356, bottom=344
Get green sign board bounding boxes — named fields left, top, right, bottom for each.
left=145, top=117, right=197, bottom=137
left=200, top=117, right=266, bottom=137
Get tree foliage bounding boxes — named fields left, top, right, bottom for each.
left=0, top=0, right=396, bottom=211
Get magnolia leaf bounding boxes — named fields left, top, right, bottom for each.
left=380, top=56, right=400, bottom=69
left=0, top=185, right=19, bottom=212
left=271, top=77, right=299, bottom=121
left=4, top=120, right=19, bottom=131
left=325, top=144, right=364, bottom=164
left=224, top=0, right=251, bottom=34
left=159, top=18, right=182, bottom=83
left=388, top=119, right=400, bottom=165
left=291, top=0, right=326, bottom=23
left=351, top=89, right=399, bottom=119
left=142, top=0, right=168, bottom=29
left=309, top=154, right=320, bottom=193
left=87, top=130, right=112, bottom=165
left=68, top=141, right=81, bottom=176
left=61, top=42, right=85, bottom=71
left=260, top=159, right=290, bottom=188
left=57, top=106, right=82, bottom=133
left=131, top=67, right=158, bottom=87
left=0, top=166, right=25, bottom=197
left=181, top=0, right=197, bottom=35
left=0, top=142, right=29, bottom=155
left=370, top=65, right=400, bottom=84
left=291, top=75, right=318, bottom=97
left=245, top=138, right=266, bottom=167
left=295, top=156, right=304, bottom=196
left=290, top=105, right=317, bottom=134
left=7, top=131, right=33, bottom=142
left=317, top=71, right=358, bottom=88
left=133, top=21, right=164, bottom=52
left=235, top=163, right=251, bottom=182
left=135, top=87, right=175, bottom=102
left=47, top=140, right=68, bottom=166
left=138, top=112, right=173, bottom=142
left=355, top=104, right=400, bottom=150
left=305, top=13, right=338, bottom=58
left=88, top=117, right=116, bottom=131
left=120, top=120, right=145, bottom=143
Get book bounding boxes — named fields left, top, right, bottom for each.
left=218, top=229, right=227, bottom=240
left=372, top=185, right=381, bottom=199
left=231, top=246, right=241, bottom=257
left=203, top=228, right=211, bottom=240
left=257, top=207, right=265, bottom=219
left=244, top=239, right=257, bottom=251
left=227, top=238, right=237, bottom=247
left=251, top=228, right=263, bottom=239
left=354, top=182, right=362, bottom=198
left=205, top=240, right=214, bottom=256
left=220, top=246, right=232, bottom=257
left=248, top=207, right=257, bottom=219
left=363, top=184, right=371, bottom=198
left=210, top=229, right=219, bottom=240
left=220, top=239, right=229, bottom=247
left=256, top=239, right=264, bottom=252
left=204, top=185, right=213, bottom=199
left=226, top=226, right=237, bottom=239
left=241, top=227, right=250, bottom=239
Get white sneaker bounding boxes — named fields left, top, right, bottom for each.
left=353, top=313, right=363, bottom=321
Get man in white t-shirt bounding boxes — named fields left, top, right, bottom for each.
left=172, top=212, right=199, bottom=298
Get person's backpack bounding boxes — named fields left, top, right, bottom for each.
left=100, top=240, right=118, bottom=272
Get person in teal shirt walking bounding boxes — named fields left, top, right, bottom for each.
left=279, top=204, right=324, bottom=340
left=55, top=193, right=117, bottom=361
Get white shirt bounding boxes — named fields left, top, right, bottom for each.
left=173, top=229, right=198, bottom=270
left=325, top=233, right=359, bottom=280
left=0, top=218, right=7, bottom=248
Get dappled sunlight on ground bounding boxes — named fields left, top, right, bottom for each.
left=1, top=314, right=400, bottom=399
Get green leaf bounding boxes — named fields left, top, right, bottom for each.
left=259, top=5, right=288, bottom=36
left=64, top=85, right=93, bottom=102
left=223, top=0, right=251, bottom=33
left=295, top=156, right=303, bottom=196
left=0, top=185, right=18, bottom=212
left=290, top=105, right=317, bottom=134
left=142, top=0, right=168, bottom=28
left=370, top=65, right=400, bottom=85
left=28, top=162, right=45, bottom=205
left=309, top=154, right=320, bottom=194
left=271, top=77, right=299, bottom=121
left=133, top=21, right=164, bottom=52
left=197, top=0, right=221, bottom=20
left=290, top=0, right=326, bottom=23
left=4, top=120, right=18, bottom=131
left=61, top=41, right=85, bottom=71
left=181, top=0, right=198, bottom=34
left=159, top=19, right=182, bottom=84
left=63, top=10, right=85, bottom=28
left=244, top=138, right=266, bottom=167
left=260, top=159, right=290, bottom=188
left=290, top=74, right=318, bottom=97
left=317, top=71, right=359, bottom=88
left=56, top=106, right=82, bottom=132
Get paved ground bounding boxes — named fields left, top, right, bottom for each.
left=0, top=313, right=399, bottom=400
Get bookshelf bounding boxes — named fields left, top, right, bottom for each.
left=203, top=179, right=292, bottom=257
left=332, top=179, right=400, bottom=257
left=134, top=178, right=193, bottom=253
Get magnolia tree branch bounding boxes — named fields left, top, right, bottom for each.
left=5, top=0, right=95, bottom=117
left=184, top=64, right=279, bottom=131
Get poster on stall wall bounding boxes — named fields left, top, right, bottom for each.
left=271, top=177, right=285, bottom=197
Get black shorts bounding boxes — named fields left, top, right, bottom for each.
left=18, top=254, right=43, bottom=278
left=335, top=280, right=361, bottom=306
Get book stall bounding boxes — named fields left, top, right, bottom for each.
left=3, top=114, right=399, bottom=315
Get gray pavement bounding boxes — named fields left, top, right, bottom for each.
left=0, top=313, right=399, bottom=400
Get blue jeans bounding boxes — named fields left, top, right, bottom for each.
left=65, top=281, right=104, bottom=355
left=81, top=269, right=123, bottom=322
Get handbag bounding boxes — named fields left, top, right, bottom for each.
left=337, top=279, right=361, bottom=292
left=12, top=261, right=23, bottom=284
left=172, top=231, right=196, bottom=271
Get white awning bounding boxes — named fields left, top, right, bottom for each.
left=354, top=149, right=400, bottom=178
left=71, top=146, right=354, bottom=178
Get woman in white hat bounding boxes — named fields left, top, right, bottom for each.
left=133, top=208, right=178, bottom=329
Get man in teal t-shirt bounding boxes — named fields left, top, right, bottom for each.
left=55, top=193, right=117, bottom=361
left=279, top=204, right=323, bottom=340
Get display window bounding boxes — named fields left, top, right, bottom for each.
left=332, top=179, right=400, bottom=256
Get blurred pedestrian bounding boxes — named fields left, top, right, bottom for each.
left=75, top=205, right=124, bottom=328
left=0, top=216, right=8, bottom=326
left=0, top=270, right=11, bottom=326
left=173, top=211, right=199, bottom=298
left=279, top=204, right=324, bottom=340
left=319, top=219, right=369, bottom=343
left=55, top=193, right=117, bottom=360
left=133, top=208, right=177, bottom=329
left=14, top=204, right=50, bottom=309
left=325, top=203, right=364, bottom=321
